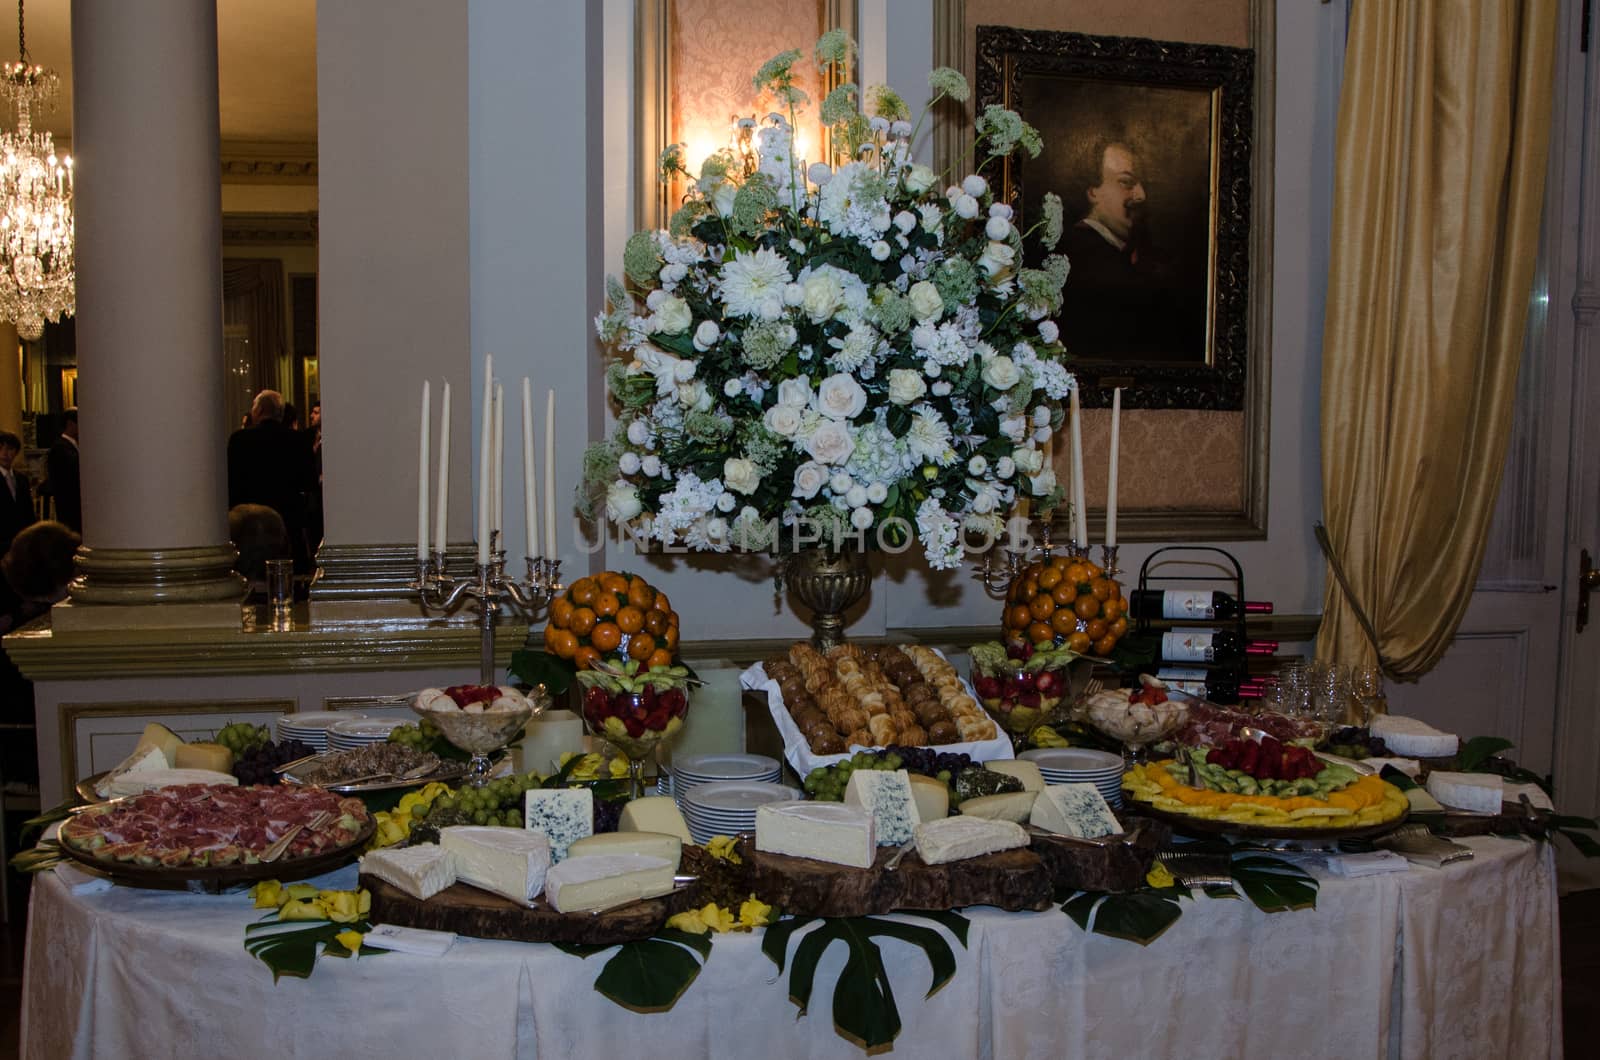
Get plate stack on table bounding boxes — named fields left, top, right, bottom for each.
left=666, top=753, right=781, bottom=803
left=679, top=780, right=799, bottom=845
left=1019, top=748, right=1126, bottom=808
left=277, top=712, right=365, bottom=752
left=327, top=717, right=406, bottom=751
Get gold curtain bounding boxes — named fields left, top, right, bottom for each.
left=1316, top=0, right=1557, bottom=679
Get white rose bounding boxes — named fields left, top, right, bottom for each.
left=619, top=452, right=641, bottom=475
left=655, top=295, right=692, bottom=335
left=908, top=281, right=944, bottom=322
left=764, top=403, right=803, bottom=436
left=866, top=482, right=888, bottom=503
left=978, top=240, right=1016, bottom=278
left=817, top=374, right=868, bottom=420
left=996, top=456, right=1016, bottom=479
left=806, top=420, right=855, bottom=464
left=1033, top=406, right=1052, bottom=426
left=1038, top=320, right=1059, bottom=344
left=783, top=283, right=806, bottom=307
left=776, top=377, right=812, bottom=408
left=988, top=202, right=1013, bottom=220
left=904, top=164, right=937, bottom=194
left=1029, top=467, right=1057, bottom=496
left=626, top=420, right=650, bottom=446
left=955, top=194, right=980, bottom=219
left=808, top=162, right=834, bottom=186
left=801, top=273, right=844, bottom=322
left=845, top=484, right=868, bottom=508
left=724, top=378, right=743, bottom=398
left=694, top=319, right=722, bottom=351
left=971, top=489, right=996, bottom=514
left=984, top=216, right=1012, bottom=241
left=962, top=174, right=988, bottom=197
left=830, top=471, right=853, bottom=494
left=887, top=368, right=927, bottom=405
left=716, top=492, right=737, bottom=513
left=677, top=380, right=711, bottom=410
left=850, top=506, right=875, bottom=530
left=605, top=481, right=642, bottom=522
left=641, top=455, right=662, bottom=477
left=924, top=361, right=942, bottom=378
left=724, top=457, right=761, bottom=495
left=871, top=240, right=891, bottom=261
left=645, top=290, right=666, bottom=310
left=1012, top=447, right=1044, bottom=474
left=982, top=355, right=1022, bottom=391
left=893, top=210, right=917, bottom=234
left=967, top=455, right=988, bottom=476
left=792, top=461, right=828, bottom=499
left=931, top=380, right=952, bottom=396
left=1000, top=414, right=1027, bottom=443
left=663, top=261, right=689, bottom=283
left=711, top=182, right=737, bottom=217
left=672, top=358, right=697, bottom=382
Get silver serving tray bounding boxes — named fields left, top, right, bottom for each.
left=279, top=756, right=475, bottom=794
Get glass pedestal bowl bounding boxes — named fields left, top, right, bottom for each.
left=413, top=687, right=542, bottom=787
left=1080, top=687, right=1189, bottom=767
left=579, top=681, right=689, bottom=800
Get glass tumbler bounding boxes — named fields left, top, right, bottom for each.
left=265, top=558, right=294, bottom=629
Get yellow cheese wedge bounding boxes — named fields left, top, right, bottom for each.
left=908, top=774, right=950, bottom=821
left=957, top=790, right=1038, bottom=823
left=175, top=742, right=235, bottom=773
left=982, top=760, right=1045, bottom=792
left=133, top=722, right=184, bottom=768
left=617, top=796, right=693, bottom=844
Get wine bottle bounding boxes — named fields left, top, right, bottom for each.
left=1128, top=589, right=1274, bottom=621
left=1160, top=629, right=1279, bottom=665
left=1141, top=667, right=1267, bottom=706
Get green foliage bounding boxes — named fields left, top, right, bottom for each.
left=507, top=648, right=577, bottom=696
left=556, top=927, right=713, bottom=1012
left=244, top=916, right=384, bottom=982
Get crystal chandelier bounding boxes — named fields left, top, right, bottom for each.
left=0, top=1, right=71, bottom=341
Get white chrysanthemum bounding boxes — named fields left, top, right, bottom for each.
left=719, top=247, right=792, bottom=319
left=827, top=322, right=881, bottom=373
left=915, top=497, right=962, bottom=570
left=907, top=405, right=956, bottom=465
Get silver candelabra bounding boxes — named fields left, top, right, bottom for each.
left=974, top=521, right=1121, bottom=594
left=414, top=531, right=563, bottom=683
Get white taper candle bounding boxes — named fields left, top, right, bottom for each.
left=1069, top=386, right=1087, bottom=546
left=544, top=389, right=557, bottom=559
left=435, top=382, right=451, bottom=552
left=493, top=383, right=505, bottom=544
left=417, top=380, right=430, bottom=560
left=1106, top=388, right=1121, bottom=548
left=478, top=354, right=493, bottom=565
left=523, top=378, right=537, bottom=559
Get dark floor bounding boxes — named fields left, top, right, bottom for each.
left=0, top=868, right=1591, bottom=1055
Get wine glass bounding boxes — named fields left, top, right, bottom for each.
left=577, top=663, right=692, bottom=800
left=1351, top=666, right=1384, bottom=726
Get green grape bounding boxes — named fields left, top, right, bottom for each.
left=472, top=810, right=489, bottom=825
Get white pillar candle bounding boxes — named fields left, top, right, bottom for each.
left=661, top=662, right=747, bottom=765
left=417, top=380, right=430, bottom=560
left=1069, top=386, right=1087, bottom=545
left=493, top=383, right=505, bottom=544
left=1106, top=388, right=1121, bottom=548
left=518, top=709, right=585, bottom=776
left=478, top=354, right=493, bottom=566
left=435, top=382, right=451, bottom=554
left=544, top=388, right=557, bottom=559
left=522, top=378, right=537, bottom=559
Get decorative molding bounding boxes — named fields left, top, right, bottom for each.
left=68, top=544, right=246, bottom=605
left=59, top=697, right=294, bottom=799
left=223, top=212, right=319, bottom=245
left=219, top=141, right=318, bottom=184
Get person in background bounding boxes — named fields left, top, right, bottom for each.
left=0, top=521, right=82, bottom=790
left=48, top=407, right=81, bottom=533
left=305, top=399, right=323, bottom=553
left=228, top=503, right=290, bottom=595
left=0, top=430, right=35, bottom=556
left=283, top=403, right=302, bottom=432
left=227, top=390, right=316, bottom=572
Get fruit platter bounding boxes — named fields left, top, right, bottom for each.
left=1121, top=733, right=1410, bottom=840
left=742, top=643, right=1013, bottom=776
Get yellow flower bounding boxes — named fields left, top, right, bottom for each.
left=698, top=902, right=738, bottom=933
left=737, top=895, right=773, bottom=929
left=1145, top=863, right=1176, bottom=889
left=319, top=890, right=362, bottom=923
left=334, top=929, right=366, bottom=954
left=397, top=792, right=423, bottom=814
left=667, top=908, right=709, bottom=934
left=278, top=897, right=327, bottom=922
left=358, top=888, right=372, bottom=916
left=285, top=883, right=320, bottom=903
left=250, top=879, right=283, bottom=909
left=705, top=835, right=742, bottom=865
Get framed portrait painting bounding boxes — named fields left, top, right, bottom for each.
left=976, top=26, right=1254, bottom=411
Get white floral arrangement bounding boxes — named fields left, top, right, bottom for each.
left=587, top=31, right=1074, bottom=569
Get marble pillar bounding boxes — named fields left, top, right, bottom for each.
left=64, top=0, right=242, bottom=620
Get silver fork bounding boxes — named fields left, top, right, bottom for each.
left=261, top=810, right=331, bottom=863
left=1155, top=849, right=1233, bottom=888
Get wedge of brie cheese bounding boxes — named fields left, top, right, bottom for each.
left=439, top=826, right=551, bottom=904
left=568, top=830, right=682, bottom=872
left=956, top=790, right=1038, bottom=824
left=360, top=844, right=458, bottom=901
left=103, top=768, right=238, bottom=798
left=1425, top=771, right=1504, bottom=814
left=543, top=853, right=675, bottom=914
left=755, top=802, right=875, bottom=868
left=913, top=816, right=1030, bottom=865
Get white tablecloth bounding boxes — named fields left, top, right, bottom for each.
left=22, top=836, right=1561, bottom=1060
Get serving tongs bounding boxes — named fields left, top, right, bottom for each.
left=274, top=751, right=329, bottom=774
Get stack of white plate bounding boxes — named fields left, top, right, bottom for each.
left=1019, top=747, right=1126, bottom=808
left=327, top=717, right=406, bottom=751
left=277, top=712, right=367, bottom=752
left=665, top=753, right=781, bottom=804
left=678, top=781, right=799, bottom=845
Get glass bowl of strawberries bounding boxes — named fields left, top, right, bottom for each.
left=575, top=660, right=694, bottom=798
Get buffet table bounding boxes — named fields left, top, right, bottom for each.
left=22, top=835, right=1560, bottom=1059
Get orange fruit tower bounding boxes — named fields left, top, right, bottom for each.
left=543, top=570, right=681, bottom=671
left=1002, top=555, right=1128, bottom=657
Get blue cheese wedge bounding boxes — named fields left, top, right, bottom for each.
left=914, top=816, right=1029, bottom=864
left=843, top=768, right=921, bottom=846
left=439, top=826, right=551, bottom=904
left=568, top=831, right=682, bottom=872
left=755, top=802, right=875, bottom=868
left=1425, top=771, right=1504, bottom=814
left=360, top=843, right=458, bottom=901
left=616, top=796, right=693, bottom=844
left=1029, top=784, right=1123, bottom=839
left=524, top=788, right=594, bottom=861
left=543, top=853, right=675, bottom=914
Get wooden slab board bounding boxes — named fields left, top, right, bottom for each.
left=363, top=875, right=703, bottom=946
left=1028, top=817, right=1164, bottom=894
left=735, top=836, right=1053, bottom=917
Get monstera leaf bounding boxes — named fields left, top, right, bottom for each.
left=1226, top=855, right=1320, bottom=913
left=1060, top=886, right=1186, bottom=945
left=555, top=927, right=712, bottom=1012
left=243, top=917, right=384, bottom=981
left=760, top=911, right=969, bottom=1050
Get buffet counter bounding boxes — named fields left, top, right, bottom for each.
left=22, top=835, right=1560, bottom=1059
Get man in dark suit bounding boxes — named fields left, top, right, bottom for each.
left=227, top=390, right=317, bottom=571
left=47, top=407, right=80, bottom=532
left=0, top=430, right=35, bottom=556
